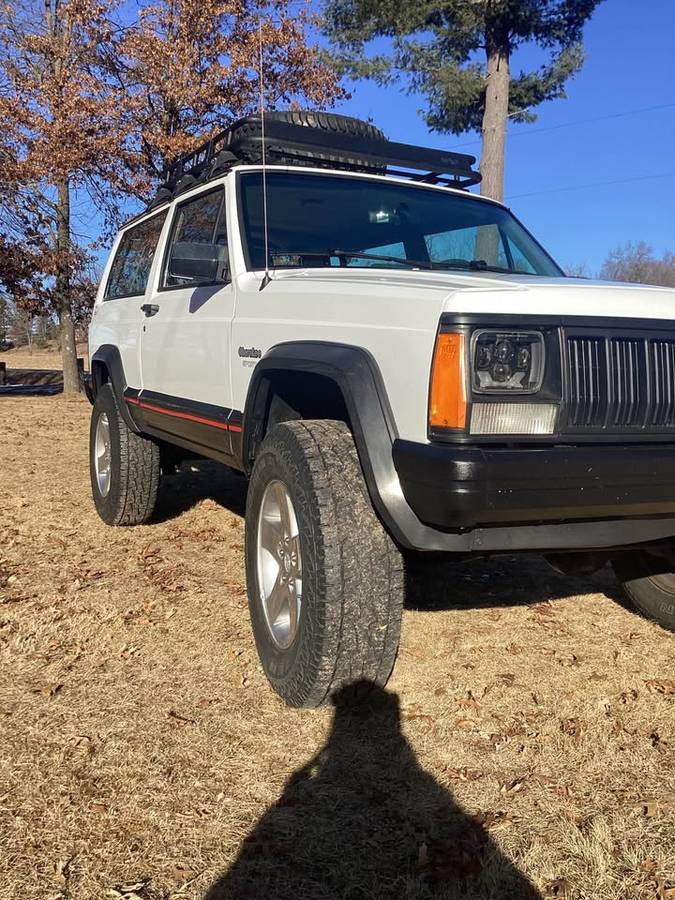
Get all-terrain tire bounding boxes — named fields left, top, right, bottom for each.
left=90, top=383, right=161, bottom=526
left=228, top=110, right=387, bottom=173
left=245, top=420, right=404, bottom=708
left=613, top=552, right=675, bottom=631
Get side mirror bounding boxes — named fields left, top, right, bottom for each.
left=168, top=242, right=229, bottom=285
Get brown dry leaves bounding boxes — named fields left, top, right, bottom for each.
left=646, top=678, right=675, bottom=696
left=2, top=397, right=675, bottom=900
left=137, top=543, right=185, bottom=593
left=117, top=0, right=344, bottom=184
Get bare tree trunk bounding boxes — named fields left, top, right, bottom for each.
left=55, top=178, right=80, bottom=394
left=480, top=42, right=510, bottom=202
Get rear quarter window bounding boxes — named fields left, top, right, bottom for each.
left=105, top=210, right=167, bottom=300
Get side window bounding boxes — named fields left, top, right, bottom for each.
left=105, top=211, right=167, bottom=300
left=163, top=189, right=229, bottom=288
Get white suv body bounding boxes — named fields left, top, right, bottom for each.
left=88, top=114, right=675, bottom=706
left=91, top=165, right=675, bottom=443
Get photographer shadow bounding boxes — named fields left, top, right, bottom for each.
left=204, top=682, right=541, bottom=900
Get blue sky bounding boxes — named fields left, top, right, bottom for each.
left=325, top=0, right=675, bottom=274
left=86, top=0, right=673, bottom=276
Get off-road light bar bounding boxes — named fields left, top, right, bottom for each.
left=470, top=403, right=558, bottom=435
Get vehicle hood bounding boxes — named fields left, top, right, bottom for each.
left=261, top=268, right=675, bottom=321
left=442, top=274, right=675, bottom=321
left=258, top=266, right=675, bottom=320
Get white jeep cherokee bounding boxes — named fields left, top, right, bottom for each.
left=88, top=111, right=675, bottom=707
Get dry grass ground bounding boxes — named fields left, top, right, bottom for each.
left=1, top=396, right=674, bottom=900
left=1, top=343, right=89, bottom=371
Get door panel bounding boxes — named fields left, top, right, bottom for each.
left=89, top=209, right=169, bottom=390
left=140, top=186, right=235, bottom=419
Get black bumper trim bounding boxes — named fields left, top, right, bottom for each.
left=393, top=439, right=675, bottom=548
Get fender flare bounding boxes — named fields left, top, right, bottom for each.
left=90, top=344, right=139, bottom=432
left=242, top=341, right=457, bottom=551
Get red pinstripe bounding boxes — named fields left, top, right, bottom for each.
left=126, top=396, right=242, bottom=433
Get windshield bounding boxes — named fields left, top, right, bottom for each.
left=239, top=171, right=563, bottom=277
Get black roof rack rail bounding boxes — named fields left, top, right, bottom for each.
left=145, top=113, right=481, bottom=211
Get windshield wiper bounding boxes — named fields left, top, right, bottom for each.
left=331, top=249, right=434, bottom=269
left=268, top=249, right=433, bottom=270
left=433, top=258, right=532, bottom=275
left=266, top=250, right=534, bottom=276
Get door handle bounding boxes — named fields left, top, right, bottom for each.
left=141, top=303, right=160, bottom=317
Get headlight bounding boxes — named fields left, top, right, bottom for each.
left=473, top=330, right=545, bottom=393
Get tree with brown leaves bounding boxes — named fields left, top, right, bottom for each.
left=0, top=0, right=129, bottom=392
left=0, top=234, right=40, bottom=309
left=0, top=1, right=342, bottom=392
left=116, top=0, right=344, bottom=187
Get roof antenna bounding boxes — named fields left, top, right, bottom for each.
left=258, top=16, right=271, bottom=292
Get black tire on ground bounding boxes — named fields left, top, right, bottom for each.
left=89, top=383, right=161, bottom=526
left=228, top=110, right=387, bottom=173
left=245, top=420, right=404, bottom=708
left=613, top=551, right=675, bottom=631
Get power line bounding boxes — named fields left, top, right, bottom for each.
left=507, top=171, right=675, bottom=201
left=453, top=101, right=675, bottom=149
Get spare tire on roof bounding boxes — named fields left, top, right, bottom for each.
left=226, top=110, right=387, bottom=174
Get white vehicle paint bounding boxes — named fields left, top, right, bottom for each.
left=87, top=118, right=675, bottom=706
left=90, top=165, right=675, bottom=446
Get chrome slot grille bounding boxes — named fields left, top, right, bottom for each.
left=609, top=338, right=642, bottom=427
left=651, top=340, right=675, bottom=427
left=566, top=336, right=607, bottom=428
left=565, top=335, right=650, bottom=431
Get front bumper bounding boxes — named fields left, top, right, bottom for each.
left=393, top=440, right=675, bottom=549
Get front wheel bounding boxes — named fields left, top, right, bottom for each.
left=613, top=551, right=675, bottom=631
left=245, top=420, right=404, bottom=708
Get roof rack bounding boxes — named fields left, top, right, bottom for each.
left=146, top=114, right=481, bottom=210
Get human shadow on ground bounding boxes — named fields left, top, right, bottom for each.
left=204, top=682, right=542, bottom=900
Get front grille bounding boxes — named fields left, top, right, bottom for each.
left=609, top=338, right=643, bottom=427
left=564, top=333, right=675, bottom=433
left=651, top=340, right=675, bottom=427
left=566, top=337, right=607, bottom=428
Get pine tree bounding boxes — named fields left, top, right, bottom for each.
left=324, top=0, right=604, bottom=201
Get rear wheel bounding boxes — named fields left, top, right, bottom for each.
left=613, top=551, right=675, bottom=631
left=245, top=420, right=404, bottom=707
left=90, top=383, right=161, bottom=526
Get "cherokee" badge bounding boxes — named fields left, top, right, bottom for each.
left=238, top=346, right=262, bottom=359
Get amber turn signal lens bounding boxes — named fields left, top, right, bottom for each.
left=429, top=332, right=466, bottom=429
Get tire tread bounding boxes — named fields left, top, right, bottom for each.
left=613, top=554, right=675, bottom=632
left=230, top=110, right=386, bottom=173
left=90, top=384, right=160, bottom=526
left=246, top=420, right=404, bottom=707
